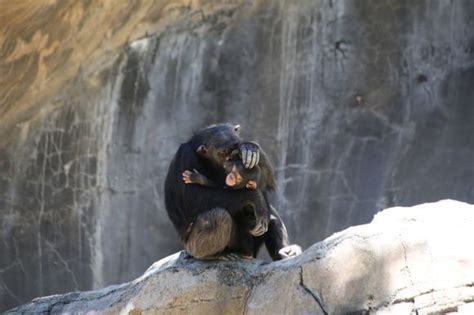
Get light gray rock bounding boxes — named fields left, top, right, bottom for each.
left=7, top=200, right=474, bottom=314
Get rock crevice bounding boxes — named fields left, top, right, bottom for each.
left=299, top=266, right=328, bottom=315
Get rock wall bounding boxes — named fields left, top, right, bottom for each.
left=1, top=0, right=474, bottom=311
left=7, top=200, right=474, bottom=314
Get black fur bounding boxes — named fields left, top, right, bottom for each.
left=164, top=123, right=290, bottom=259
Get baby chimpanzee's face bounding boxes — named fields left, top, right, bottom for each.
left=222, top=149, right=259, bottom=190
left=225, top=166, right=244, bottom=187
left=224, top=162, right=258, bottom=190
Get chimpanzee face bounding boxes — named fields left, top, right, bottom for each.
left=225, top=165, right=244, bottom=187
left=195, top=123, right=241, bottom=168
left=209, top=146, right=235, bottom=167
left=196, top=145, right=235, bottom=168
left=225, top=162, right=259, bottom=190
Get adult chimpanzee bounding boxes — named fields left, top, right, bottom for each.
left=182, top=148, right=272, bottom=240
left=164, top=123, right=301, bottom=260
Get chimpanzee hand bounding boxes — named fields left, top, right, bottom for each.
left=182, top=169, right=212, bottom=186
left=182, top=169, right=201, bottom=184
left=239, top=142, right=260, bottom=169
left=250, top=207, right=269, bottom=237
left=249, top=215, right=268, bottom=236
left=278, top=244, right=302, bottom=259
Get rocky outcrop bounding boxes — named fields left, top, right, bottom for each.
left=2, top=0, right=474, bottom=311
left=7, top=200, right=474, bottom=314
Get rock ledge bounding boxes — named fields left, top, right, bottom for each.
left=7, top=200, right=474, bottom=314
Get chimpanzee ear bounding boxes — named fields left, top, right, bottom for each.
left=196, top=145, right=207, bottom=156
left=234, top=124, right=241, bottom=134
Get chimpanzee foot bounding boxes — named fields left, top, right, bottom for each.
left=219, top=253, right=254, bottom=261
left=278, top=244, right=302, bottom=259
left=198, top=253, right=253, bottom=261
left=182, top=250, right=195, bottom=259
left=186, top=252, right=253, bottom=261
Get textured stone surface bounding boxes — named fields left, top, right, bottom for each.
left=1, top=0, right=474, bottom=311
left=6, top=200, right=474, bottom=314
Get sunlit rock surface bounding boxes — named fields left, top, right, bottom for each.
left=1, top=0, right=474, bottom=311
left=6, top=200, right=474, bottom=314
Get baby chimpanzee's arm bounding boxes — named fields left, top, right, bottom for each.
left=182, top=169, right=219, bottom=188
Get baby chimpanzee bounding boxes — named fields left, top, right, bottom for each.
left=182, top=151, right=260, bottom=190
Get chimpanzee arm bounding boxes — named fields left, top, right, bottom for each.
left=239, top=141, right=276, bottom=191
left=263, top=206, right=289, bottom=260
left=264, top=205, right=302, bottom=260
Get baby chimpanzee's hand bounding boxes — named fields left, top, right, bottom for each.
left=182, top=169, right=201, bottom=184
left=245, top=180, right=258, bottom=190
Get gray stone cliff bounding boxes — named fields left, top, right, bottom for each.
left=1, top=0, right=474, bottom=311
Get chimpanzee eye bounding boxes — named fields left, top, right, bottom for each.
left=219, top=148, right=231, bottom=156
